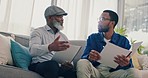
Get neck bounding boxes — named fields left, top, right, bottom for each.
left=104, top=30, right=114, bottom=40
left=47, top=24, right=58, bottom=34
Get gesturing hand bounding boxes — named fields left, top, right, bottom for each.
left=114, top=55, right=130, bottom=67
left=88, top=50, right=101, bottom=61
left=48, top=36, right=70, bottom=51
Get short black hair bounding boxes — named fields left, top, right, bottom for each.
left=103, top=10, right=118, bottom=27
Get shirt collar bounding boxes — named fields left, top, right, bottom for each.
left=45, top=25, right=59, bottom=34
left=45, top=25, right=52, bottom=31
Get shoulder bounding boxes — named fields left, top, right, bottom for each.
left=31, top=26, right=46, bottom=36
left=34, top=26, right=45, bottom=32
left=113, top=33, right=128, bottom=40
left=87, top=33, right=103, bottom=41
left=88, top=33, right=102, bottom=39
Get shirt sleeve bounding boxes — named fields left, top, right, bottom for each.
left=81, top=35, right=92, bottom=59
left=29, top=30, right=50, bottom=57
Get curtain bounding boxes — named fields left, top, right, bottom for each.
left=0, top=0, right=117, bottom=40
left=0, top=0, right=51, bottom=35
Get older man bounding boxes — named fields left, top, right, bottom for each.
left=29, top=5, right=76, bottom=78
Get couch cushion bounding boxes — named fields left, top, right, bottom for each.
left=137, top=54, right=148, bottom=69
left=10, top=40, right=32, bottom=70
left=142, top=56, right=148, bottom=70
left=0, top=34, right=13, bottom=65
left=0, top=65, right=43, bottom=78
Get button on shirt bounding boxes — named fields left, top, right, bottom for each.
left=29, top=25, right=68, bottom=63
left=81, top=32, right=133, bottom=71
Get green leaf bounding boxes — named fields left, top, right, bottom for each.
left=115, top=27, right=127, bottom=37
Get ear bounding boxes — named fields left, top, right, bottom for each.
left=111, top=21, right=115, bottom=26
left=47, top=16, right=52, bottom=20
left=109, top=21, right=115, bottom=28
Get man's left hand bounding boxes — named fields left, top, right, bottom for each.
left=114, top=55, right=130, bottom=67
left=61, top=61, right=73, bottom=71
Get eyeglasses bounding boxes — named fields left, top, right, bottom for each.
left=98, top=17, right=111, bottom=21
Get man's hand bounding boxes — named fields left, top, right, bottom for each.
left=114, top=55, right=130, bottom=67
left=48, top=36, right=70, bottom=51
left=61, top=61, right=73, bottom=71
left=88, top=50, right=101, bottom=61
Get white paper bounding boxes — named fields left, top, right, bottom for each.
left=131, top=42, right=143, bottom=56
left=98, top=42, right=142, bottom=68
left=52, top=44, right=81, bottom=64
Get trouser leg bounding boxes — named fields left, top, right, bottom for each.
left=59, top=67, right=77, bottom=78
left=29, top=60, right=60, bottom=78
left=76, top=59, right=101, bottom=78
left=108, top=68, right=141, bottom=78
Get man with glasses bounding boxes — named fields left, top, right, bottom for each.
left=29, top=5, right=76, bottom=78
left=76, top=10, right=140, bottom=78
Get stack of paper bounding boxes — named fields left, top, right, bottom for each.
left=98, top=42, right=142, bottom=68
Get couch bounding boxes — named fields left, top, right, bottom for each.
left=0, top=31, right=148, bottom=78
left=0, top=32, right=85, bottom=78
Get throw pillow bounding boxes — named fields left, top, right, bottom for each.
left=142, top=56, right=148, bottom=70
left=0, top=34, right=13, bottom=65
left=10, top=40, right=32, bottom=70
left=137, top=54, right=147, bottom=69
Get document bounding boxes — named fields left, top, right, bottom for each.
left=98, top=42, right=142, bottom=68
left=52, top=44, right=81, bottom=64
left=131, top=42, right=143, bottom=56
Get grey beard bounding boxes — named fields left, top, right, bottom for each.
left=53, top=20, right=63, bottom=30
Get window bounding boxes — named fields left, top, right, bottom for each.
left=124, top=0, right=148, bottom=48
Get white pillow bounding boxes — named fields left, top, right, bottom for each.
left=142, top=56, right=148, bottom=70
left=0, top=34, right=13, bottom=65
left=137, top=54, right=147, bottom=69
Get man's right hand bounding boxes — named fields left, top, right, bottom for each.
left=48, top=36, right=70, bottom=51
left=88, top=50, right=101, bottom=61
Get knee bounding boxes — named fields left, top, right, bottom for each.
left=48, top=60, right=59, bottom=67
left=127, top=68, right=141, bottom=78
left=40, top=60, right=59, bottom=71
left=47, top=60, right=60, bottom=70
left=76, top=59, right=91, bottom=70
